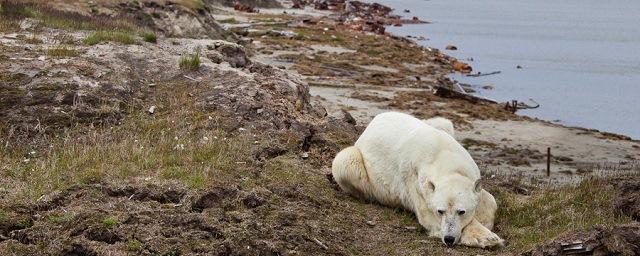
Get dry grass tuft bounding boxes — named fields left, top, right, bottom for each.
left=0, top=81, right=254, bottom=202
left=24, top=33, right=43, bottom=44
left=179, top=51, right=201, bottom=71
left=492, top=178, right=632, bottom=252
left=140, top=31, right=157, bottom=43
left=46, top=45, right=78, bottom=57
left=0, top=0, right=145, bottom=32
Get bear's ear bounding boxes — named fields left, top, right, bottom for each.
left=425, top=180, right=435, bottom=191
left=474, top=179, right=482, bottom=193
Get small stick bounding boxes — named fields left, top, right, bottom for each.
left=313, top=238, right=329, bottom=250
left=183, top=75, right=199, bottom=82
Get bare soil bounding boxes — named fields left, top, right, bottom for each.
left=525, top=222, right=640, bottom=256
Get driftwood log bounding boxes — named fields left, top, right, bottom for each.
left=466, top=71, right=501, bottom=77
left=434, top=86, right=497, bottom=104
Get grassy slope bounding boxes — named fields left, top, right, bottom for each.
left=0, top=71, right=630, bottom=255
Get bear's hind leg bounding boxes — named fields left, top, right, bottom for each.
left=331, top=146, right=374, bottom=201
left=475, top=189, right=498, bottom=230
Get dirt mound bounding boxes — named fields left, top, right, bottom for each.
left=0, top=183, right=234, bottom=255
left=194, top=59, right=358, bottom=162
left=524, top=222, right=640, bottom=256
left=611, top=177, right=640, bottom=221
left=0, top=10, right=355, bottom=159
left=113, top=1, right=231, bottom=40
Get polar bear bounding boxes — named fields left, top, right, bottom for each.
left=423, top=117, right=455, bottom=139
left=332, top=112, right=503, bottom=248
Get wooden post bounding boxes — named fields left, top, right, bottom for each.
left=546, top=147, right=551, bottom=177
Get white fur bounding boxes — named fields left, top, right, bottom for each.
left=332, top=112, right=503, bottom=248
left=424, top=117, right=455, bottom=139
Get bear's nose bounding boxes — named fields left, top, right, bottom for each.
left=444, top=236, right=456, bottom=246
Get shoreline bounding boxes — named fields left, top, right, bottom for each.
left=374, top=0, right=640, bottom=140
left=243, top=1, right=640, bottom=182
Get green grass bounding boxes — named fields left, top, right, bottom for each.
left=218, top=18, right=240, bottom=24
left=175, top=0, right=205, bottom=10
left=493, top=178, right=632, bottom=252
left=127, top=239, right=143, bottom=251
left=140, top=31, right=157, bottom=43
left=46, top=45, right=79, bottom=58
left=84, top=31, right=136, bottom=45
left=179, top=52, right=201, bottom=71
left=16, top=217, right=33, bottom=229
left=160, top=167, right=206, bottom=189
left=0, top=81, right=256, bottom=201
left=102, top=216, right=119, bottom=228
left=47, top=214, right=73, bottom=225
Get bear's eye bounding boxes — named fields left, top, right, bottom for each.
left=457, top=210, right=466, bottom=215
left=437, top=210, right=445, bottom=215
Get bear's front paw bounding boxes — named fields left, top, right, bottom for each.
left=460, top=230, right=504, bottom=248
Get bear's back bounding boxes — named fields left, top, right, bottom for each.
left=355, top=112, right=477, bottom=182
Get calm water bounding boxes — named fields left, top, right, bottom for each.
left=373, top=0, right=640, bottom=139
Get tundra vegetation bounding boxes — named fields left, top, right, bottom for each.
left=0, top=0, right=637, bottom=255
left=179, top=51, right=202, bottom=71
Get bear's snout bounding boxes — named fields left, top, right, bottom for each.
left=444, top=235, right=456, bottom=246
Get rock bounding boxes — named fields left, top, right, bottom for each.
left=206, top=51, right=224, bottom=64
left=213, top=41, right=250, bottom=68
left=234, top=3, right=258, bottom=13
left=445, top=45, right=458, bottom=50
left=452, top=60, right=472, bottom=73
left=124, top=2, right=230, bottom=40
left=19, top=20, right=36, bottom=30
left=341, top=109, right=356, bottom=125
left=482, top=84, right=495, bottom=90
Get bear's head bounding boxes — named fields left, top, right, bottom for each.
left=426, top=175, right=482, bottom=246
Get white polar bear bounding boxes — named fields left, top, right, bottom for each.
left=332, top=112, right=503, bottom=248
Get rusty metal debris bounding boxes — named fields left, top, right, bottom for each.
left=561, top=241, right=592, bottom=255
left=287, top=0, right=427, bottom=35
